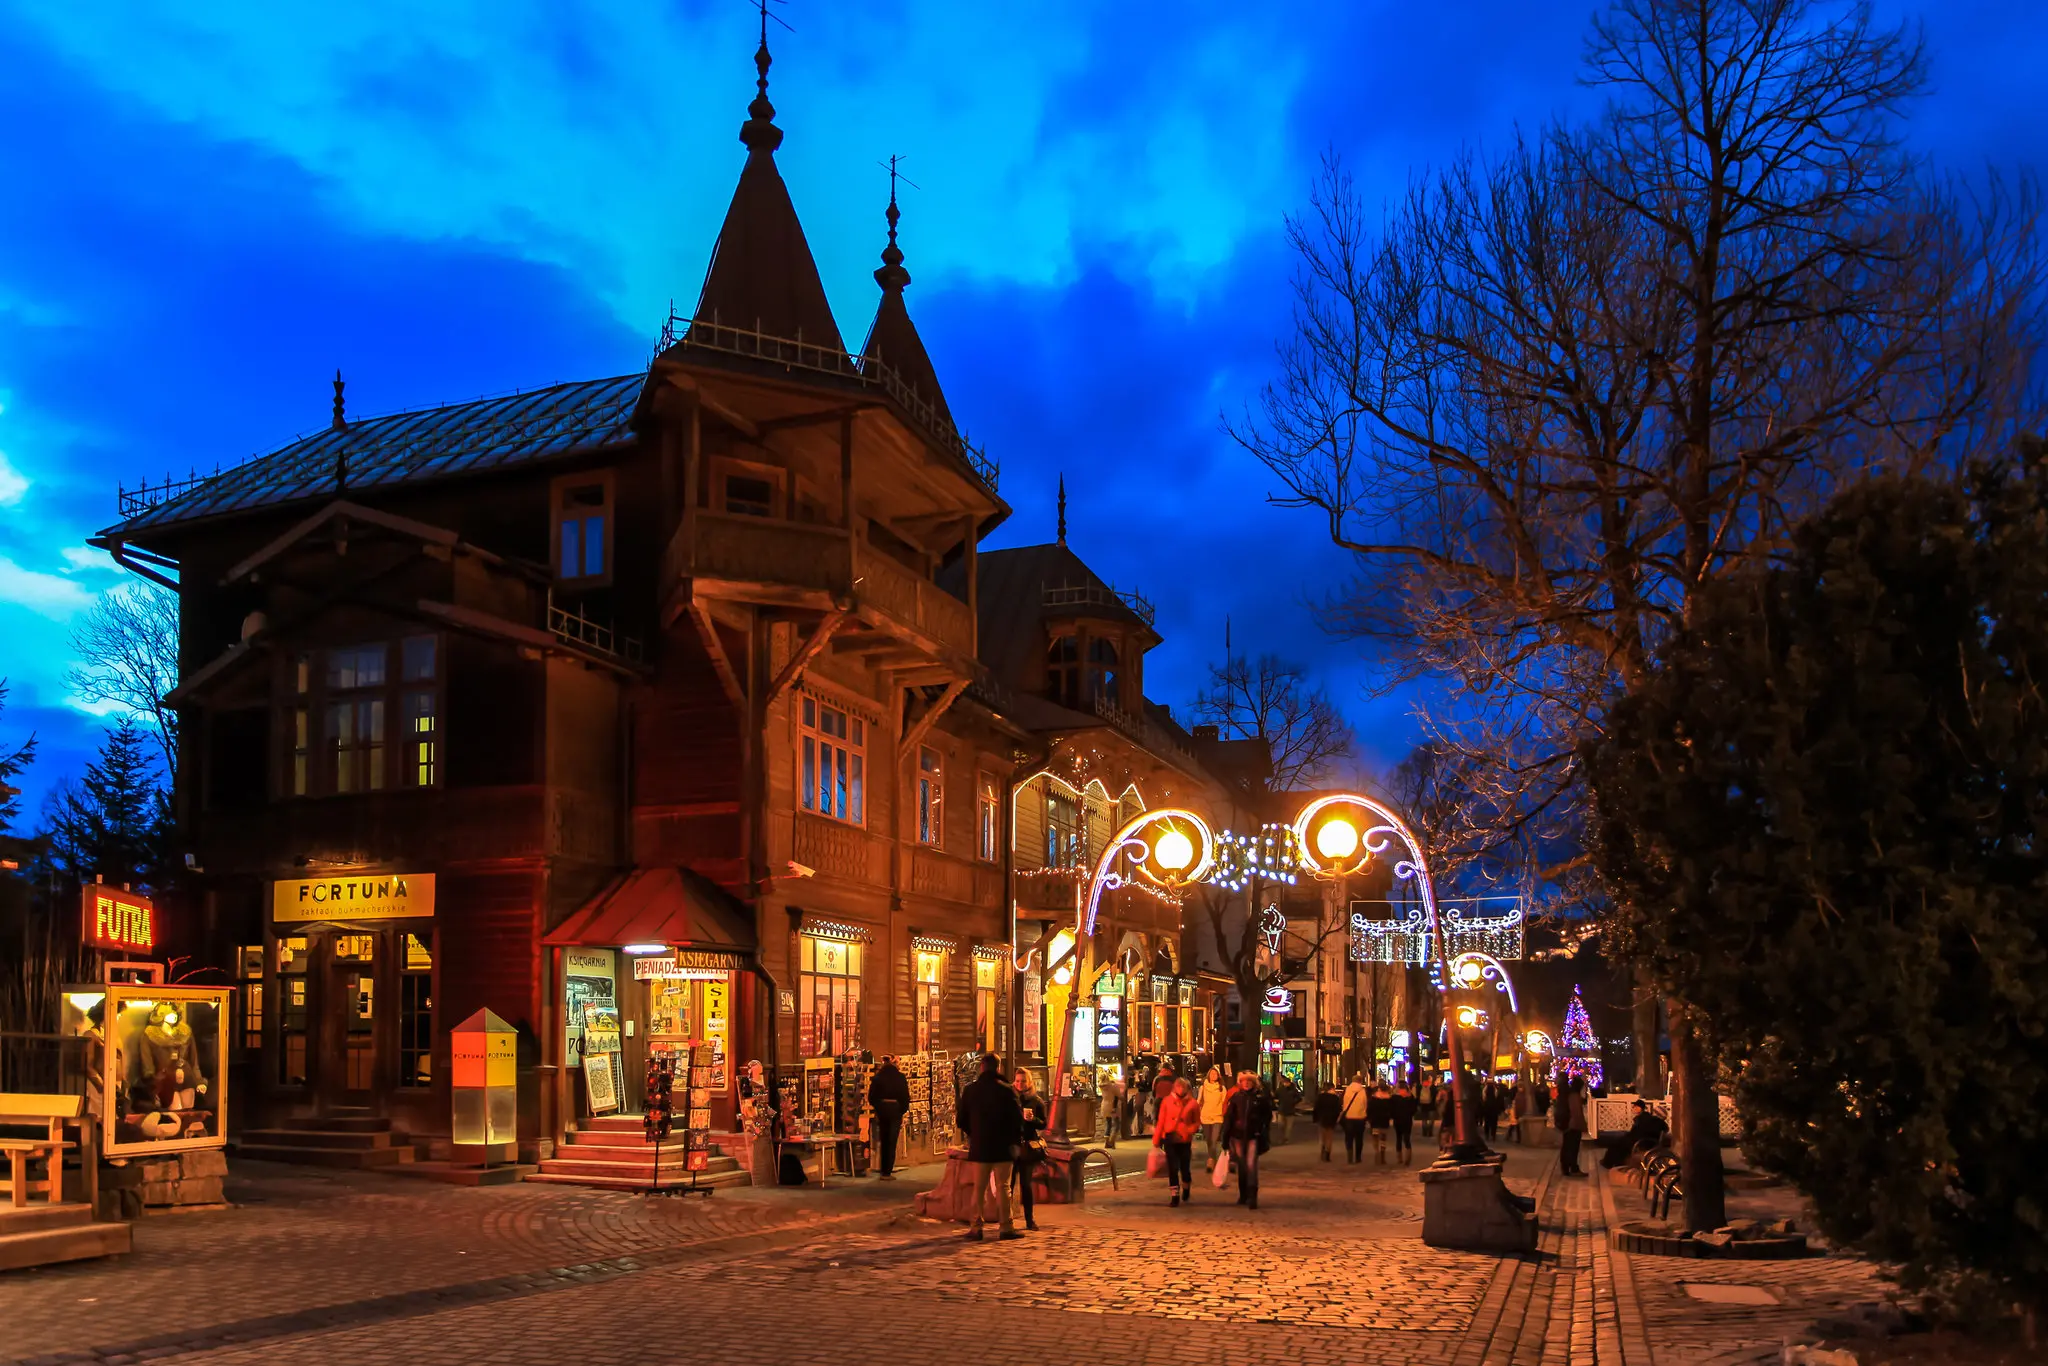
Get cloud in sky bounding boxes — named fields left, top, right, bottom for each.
left=0, top=0, right=2040, bottom=814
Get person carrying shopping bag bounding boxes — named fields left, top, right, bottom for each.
left=1198, top=1065, right=1229, bottom=1166
left=1152, top=1075, right=1202, bottom=1206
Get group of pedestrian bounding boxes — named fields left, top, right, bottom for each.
left=1319, top=1074, right=1420, bottom=1164
left=1145, top=1068, right=1275, bottom=1208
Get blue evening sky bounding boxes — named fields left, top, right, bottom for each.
left=0, top=1, right=2041, bottom=815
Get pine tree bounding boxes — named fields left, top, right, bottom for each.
left=44, top=718, right=166, bottom=893
left=1554, top=984, right=1603, bottom=1089
left=1588, top=454, right=2048, bottom=1313
left=0, top=679, right=36, bottom=833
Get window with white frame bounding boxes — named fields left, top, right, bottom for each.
left=917, top=746, right=943, bottom=846
left=798, top=694, right=866, bottom=824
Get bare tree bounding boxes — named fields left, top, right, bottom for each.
left=1188, top=649, right=1358, bottom=1069
left=1232, top=0, right=2040, bottom=1230
left=1190, top=650, right=1355, bottom=792
left=68, top=584, right=180, bottom=778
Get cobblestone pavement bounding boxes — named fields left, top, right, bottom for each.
left=0, top=1137, right=1904, bottom=1366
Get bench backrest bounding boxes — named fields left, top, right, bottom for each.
left=0, top=1093, right=85, bottom=1122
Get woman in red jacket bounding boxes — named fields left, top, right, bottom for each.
left=1153, top=1075, right=1203, bottom=1206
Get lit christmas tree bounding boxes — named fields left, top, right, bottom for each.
left=1554, top=984, right=1604, bottom=1088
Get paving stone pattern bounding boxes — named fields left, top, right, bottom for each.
left=0, top=1139, right=1903, bottom=1366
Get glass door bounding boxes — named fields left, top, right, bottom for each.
left=332, top=933, right=379, bottom=1101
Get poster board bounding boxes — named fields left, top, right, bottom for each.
left=584, top=1052, right=620, bottom=1115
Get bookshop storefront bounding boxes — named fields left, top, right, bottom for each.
left=543, top=869, right=758, bottom=1138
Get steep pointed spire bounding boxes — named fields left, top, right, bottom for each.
left=858, top=158, right=953, bottom=422
left=686, top=17, right=845, bottom=351
left=1057, top=475, right=1067, bottom=544
left=739, top=5, right=782, bottom=155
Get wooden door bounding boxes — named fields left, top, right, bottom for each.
left=328, top=932, right=381, bottom=1107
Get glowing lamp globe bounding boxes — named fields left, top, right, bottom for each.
left=1456, top=1006, right=1480, bottom=1028
left=1456, top=959, right=1484, bottom=986
left=1314, top=818, right=1359, bottom=861
left=1153, top=829, right=1196, bottom=875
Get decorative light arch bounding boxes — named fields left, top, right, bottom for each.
left=1082, top=807, right=1215, bottom=937
left=1435, top=950, right=1520, bottom=1012
left=1006, top=768, right=1157, bottom=970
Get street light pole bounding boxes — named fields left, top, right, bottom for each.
left=1289, top=793, right=1487, bottom=1163
left=1046, top=807, right=1214, bottom=1139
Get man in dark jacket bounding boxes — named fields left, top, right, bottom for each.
left=1219, top=1072, right=1273, bottom=1210
left=868, top=1056, right=911, bottom=1179
left=1311, top=1080, right=1341, bottom=1161
left=956, top=1052, right=1025, bottom=1239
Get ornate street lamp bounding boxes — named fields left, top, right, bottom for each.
left=1288, top=792, right=1488, bottom=1162
left=1046, top=807, right=1216, bottom=1135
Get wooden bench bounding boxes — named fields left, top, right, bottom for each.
left=0, top=1093, right=89, bottom=1210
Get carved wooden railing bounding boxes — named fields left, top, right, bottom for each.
left=667, top=514, right=976, bottom=658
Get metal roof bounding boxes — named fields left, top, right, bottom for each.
left=106, top=374, right=643, bottom=537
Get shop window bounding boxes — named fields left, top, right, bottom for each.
left=916, top=746, right=943, bottom=846
left=913, top=949, right=945, bottom=1052
left=277, top=936, right=309, bottom=1086
left=974, top=955, right=1001, bottom=1053
left=554, top=475, right=612, bottom=582
left=1045, top=634, right=1080, bottom=708
left=1046, top=790, right=1083, bottom=868
left=798, top=695, right=866, bottom=825
left=976, top=772, right=999, bottom=862
left=799, top=935, right=864, bottom=1058
left=400, top=933, right=433, bottom=1089
left=237, top=944, right=264, bottom=1054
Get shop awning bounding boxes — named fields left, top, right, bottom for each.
left=542, top=868, right=756, bottom=955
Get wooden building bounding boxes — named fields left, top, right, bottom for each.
left=91, top=35, right=1246, bottom=1172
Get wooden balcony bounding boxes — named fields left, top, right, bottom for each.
left=665, top=511, right=976, bottom=660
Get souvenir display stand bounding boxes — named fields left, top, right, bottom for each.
left=644, top=1048, right=711, bottom=1198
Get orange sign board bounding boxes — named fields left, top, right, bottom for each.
left=81, top=883, right=157, bottom=954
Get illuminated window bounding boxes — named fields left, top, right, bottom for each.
left=917, top=746, right=943, bottom=846
left=276, top=936, right=309, bottom=1086
left=287, top=639, right=440, bottom=797
left=799, top=935, right=864, bottom=1057
left=237, top=944, right=264, bottom=1054
left=798, top=695, right=866, bottom=825
left=914, top=949, right=945, bottom=1052
left=976, top=772, right=999, bottom=862
left=974, top=955, right=1001, bottom=1052
left=400, top=933, right=433, bottom=1089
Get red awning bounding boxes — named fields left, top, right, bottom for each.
left=542, top=867, right=756, bottom=954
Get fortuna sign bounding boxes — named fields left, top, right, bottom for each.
left=81, top=883, right=157, bottom=954
left=273, top=873, right=436, bottom=922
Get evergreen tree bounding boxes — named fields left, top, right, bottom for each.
left=43, top=718, right=166, bottom=893
left=1554, top=985, right=1604, bottom=1089
left=1587, top=455, right=2048, bottom=1318
left=0, top=679, right=35, bottom=833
